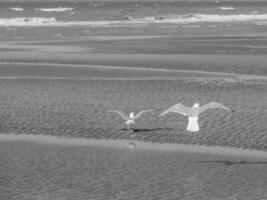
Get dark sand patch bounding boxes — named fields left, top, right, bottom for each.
left=19, top=36, right=267, bottom=55
left=0, top=62, right=247, bottom=80
left=1, top=52, right=267, bottom=76
left=0, top=42, right=87, bottom=53
left=0, top=48, right=32, bottom=52
left=2, top=35, right=267, bottom=76
left=1, top=138, right=267, bottom=200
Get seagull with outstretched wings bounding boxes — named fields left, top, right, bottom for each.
left=108, top=109, right=154, bottom=130
left=160, top=102, right=233, bottom=132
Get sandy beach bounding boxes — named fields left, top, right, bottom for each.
left=0, top=60, right=266, bottom=199
left=1, top=135, right=267, bottom=200
left=1, top=0, right=267, bottom=199
left=0, top=68, right=266, bottom=149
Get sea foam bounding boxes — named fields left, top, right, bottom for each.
left=1, top=14, right=267, bottom=27
left=35, top=7, right=73, bottom=12
left=0, top=17, right=57, bottom=26
left=8, top=7, right=24, bottom=11
left=156, top=14, right=267, bottom=23
left=219, top=7, right=235, bottom=10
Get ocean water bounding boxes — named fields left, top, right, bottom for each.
left=1, top=1, right=267, bottom=27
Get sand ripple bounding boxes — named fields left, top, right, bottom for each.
left=0, top=79, right=266, bottom=151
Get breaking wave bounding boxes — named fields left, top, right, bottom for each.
left=1, top=14, right=267, bottom=27
left=8, top=7, right=24, bottom=12
left=34, top=7, right=73, bottom=12
left=219, top=7, right=236, bottom=10
left=0, top=17, right=57, bottom=26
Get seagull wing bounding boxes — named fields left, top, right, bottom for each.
left=160, top=103, right=191, bottom=117
left=134, top=109, right=154, bottom=119
left=198, top=102, right=231, bottom=114
left=108, top=110, right=128, bottom=120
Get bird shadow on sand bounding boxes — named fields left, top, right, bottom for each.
left=197, top=160, right=267, bottom=166
left=119, top=128, right=173, bottom=132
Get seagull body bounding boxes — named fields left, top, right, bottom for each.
left=160, top=102, right=232, bottom=132
left=109, top=109, right=153, bottom=149
left=108, top=110, right=153, bottom=130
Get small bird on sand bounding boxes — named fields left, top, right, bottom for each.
left=160, top=102, right=233, bottom=132
left=108, top=110, right=154, bottom=131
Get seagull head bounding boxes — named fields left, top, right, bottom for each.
left=193, top=103, right=200, bottom=108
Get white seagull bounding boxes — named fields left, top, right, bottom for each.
left=108, top=110, right=154, bottom=131
left=160, top=102, right=233, bottom=132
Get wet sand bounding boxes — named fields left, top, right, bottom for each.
left=1, top=33, right=266, bottom=152
left=2, top=134, right=267, bottom=158
left=1, top=35, right=267, bottom=76
left=0, top=60, right=267, bottom=199
left=1, top=10, right=267, bottom=199
left=1, top=137, right=267, bottom=200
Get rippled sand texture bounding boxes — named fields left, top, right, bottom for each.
left=0, top=77, right=266, bottom=150
left=0, top=141, right=267, bottom=200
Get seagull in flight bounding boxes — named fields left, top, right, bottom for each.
left=160, top=102, right=233, bottom=132
left=108, top=109, right=154, bottom=131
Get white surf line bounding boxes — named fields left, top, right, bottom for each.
left=34, top=7, right=73, bottom=12
left=11, top=35, right=173, bottom=44
left=9, top=7, right=24, bottom=12
left=1, top=133, right=267, bottom=159
left=0, top=61, right=264, bottom=80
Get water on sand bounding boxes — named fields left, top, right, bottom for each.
left=1, top=135, right=267, bottom=200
